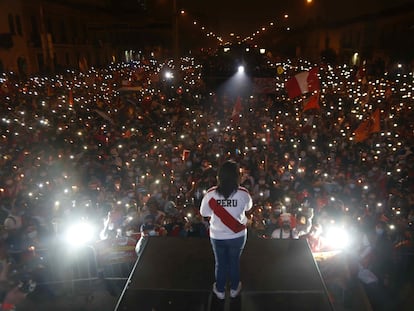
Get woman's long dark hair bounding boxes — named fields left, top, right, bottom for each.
left=216, top=160, right=240, bottom=199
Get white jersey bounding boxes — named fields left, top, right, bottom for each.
left=200, top=186, right=253, bottom=240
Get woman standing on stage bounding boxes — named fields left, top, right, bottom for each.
left=200, top=160, right=253, bottom=299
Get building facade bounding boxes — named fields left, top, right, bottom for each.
left=285, top=3, right=414, bottom=66
left=0, top=1, right=413, bottom=76
left=0, top=0, right=172, bottom=76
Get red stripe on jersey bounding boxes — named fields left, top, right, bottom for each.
left=208, top=198, right=246, bottom=233
left=206, top=186, right=218, bottom=193
left=238, top=186, right=249, bottom=193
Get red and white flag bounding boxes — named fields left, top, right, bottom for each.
left=182, top=149, right=190, bottom=161
left=68, top=89, right=74, bottom=106
left=303, top=92, right=320, bottom=112
left=286, top=67, right=320, bottom=99
left=231, top=96, right=243, bottom=123
left=301, top=115, right=314, bottom=134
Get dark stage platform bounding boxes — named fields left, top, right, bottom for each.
left=115, top=237, right=334, bottom=311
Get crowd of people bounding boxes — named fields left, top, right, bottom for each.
left=0, top=51, right=413, bottom=309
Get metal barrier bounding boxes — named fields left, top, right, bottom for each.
left=33, top=242, right=135, bottom=298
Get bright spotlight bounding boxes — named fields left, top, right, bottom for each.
left=325, top=226, right=350, bottom=249
left=164, top=71, right=174, bottom=79
left=238, top=65, right=245, bottom=73
left=65, top=221, right=95, bottom=246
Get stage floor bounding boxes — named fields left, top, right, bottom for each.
left=115, top=237, right=334, bottom=311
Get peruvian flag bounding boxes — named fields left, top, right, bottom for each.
left=68, top=88, right=74, bottom=106
left=301, top=115, right=314, bottom=134
left=303, top=92, right=320, bottom=112
left=231, top=96, right=243, bottom=123
left=182, top=149, right=190, bottom=161
left=286, top=67, right=320, bottom=99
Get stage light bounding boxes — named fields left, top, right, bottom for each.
left=238, top=65, right=245, bottom=74
left=65, top=221, right=96, bottom=246
left=325, top=226, right=350, bottom=249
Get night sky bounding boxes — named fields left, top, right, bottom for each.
left=64, top=0, right=413, bottom=47
left=179, top=0, right=412, bottom=40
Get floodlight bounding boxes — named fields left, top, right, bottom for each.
left=65, top=221, right=95, bottom=246
left=325, top=226, right=350, bottom=249
left=164, top=71, right=174, bottom=79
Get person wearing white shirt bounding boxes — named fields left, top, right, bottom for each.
left=200, top=160, right=253, bottom=299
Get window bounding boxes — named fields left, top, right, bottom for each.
left=61, top=21, right=67, bottom=43
left=8, top=14, right=15, bottom=34
left=31, top=16, right=39, bottom=35
left=30, top=16, right=41, bottom=47
left=37, top=53, right=45, bottom=72
left=15, top=15, right=22, bottom=36
left=72, top=20, right=77, bottom=44
left=325, top=36, right=330, bottom=49
left=46, top=18, right=53, bottom=35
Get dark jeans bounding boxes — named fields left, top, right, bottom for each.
left=210, top=235, right=247, bottom=292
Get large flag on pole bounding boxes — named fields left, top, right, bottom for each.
left=370, top=108, right=381, bottom=133
left=354, top=108, right=380, bottom=142
left=303, top=92, right=320, bottom=112
left=68, top=89, right=74, bottom=106
left=286, top=67, right=320, bottom=99
left=231, top=96, right=243, bottom=123
left=301, top=115, right=315, bottom=134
